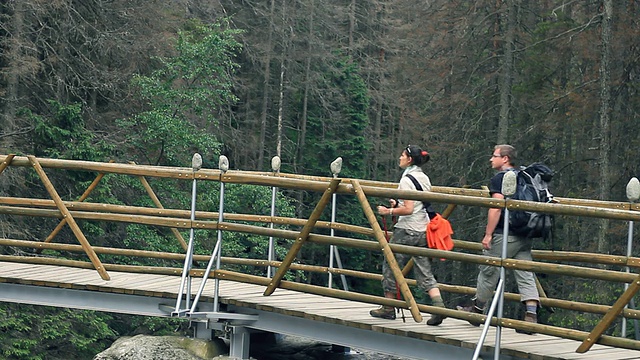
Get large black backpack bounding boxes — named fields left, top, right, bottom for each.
left=508, top=163, right=554, bottom=239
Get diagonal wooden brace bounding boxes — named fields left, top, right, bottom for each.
left=576, top=272, right=640, bottom=353
left=28, top=156, right=110, bottom=281
left=136, top=172, right=188, bottom=251
left=0, top=154, right=15, bottom=176
left=39, top=160, right=114, bottom=253
left=264, top=177, right=341, bottom=296
left=351, top=179, right=423, bottom=323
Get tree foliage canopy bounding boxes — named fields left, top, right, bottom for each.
left=1, top=0, right=640, bottom=356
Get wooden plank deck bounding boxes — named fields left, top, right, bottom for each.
left=0, top=261, right=638, bottom=360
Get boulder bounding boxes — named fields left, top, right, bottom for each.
left=94, top=335, right=228, bottom=360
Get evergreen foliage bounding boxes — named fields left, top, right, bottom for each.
left=0, top=0, right=640, bottom=355
left=117, top=19, right=242, bottom=166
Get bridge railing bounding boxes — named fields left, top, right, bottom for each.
left=0, top=154, right=639, bottom=353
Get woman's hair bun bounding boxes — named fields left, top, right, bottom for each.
left=406, top=145, right=430, bottom=165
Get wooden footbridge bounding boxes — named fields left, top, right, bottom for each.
left=1, top=154, right=640, bottom=360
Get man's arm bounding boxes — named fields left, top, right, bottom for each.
left=481, top=192, right=504, bottom=249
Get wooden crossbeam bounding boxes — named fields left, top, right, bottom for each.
left=351, top=179, right=423, bottom=323
left=264, top=177, right=341, bottom=296
left=27, top=156, right=110, bottom=281
left=38, top=160, right=114, bottom=253
left=577, top=272, right=640, bottom=353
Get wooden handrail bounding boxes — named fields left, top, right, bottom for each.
left=1, top=154, right=640, bottom=353
left=1, top=155, right=638, bottom=220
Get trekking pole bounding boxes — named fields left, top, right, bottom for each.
left=623, top=177, right=640, bottom=338
left=380, top=210, right=405, bottom=323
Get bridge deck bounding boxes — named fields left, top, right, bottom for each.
left=0, top=261, right=638, bottom=360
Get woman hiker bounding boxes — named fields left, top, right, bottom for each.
left=369, top=145, right=446, bottom=326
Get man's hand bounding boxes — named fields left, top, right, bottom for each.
left=481, top=234, right=492, bottom=250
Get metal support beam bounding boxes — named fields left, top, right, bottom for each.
left=0, top=282, right=174, bottom=316
left=228, top=325, right=251, bottom=360
left=227, top=305, right=473, bottom=360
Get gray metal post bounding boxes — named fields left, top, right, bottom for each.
left=328, top=157, right=348, bottom=291
left=228, top=325, right=251, bottom=360
left=494, top=170, right=517, bottom=360
left=267, top=156, right=280, bottom=278
left=472, top=278, right=504, bottom=360
left=213, top=155, right=229, bottom=313
left=173, top=153, right=202, bottom=316
left=472, top=170, right=516, bottom=360
left=623, top=177, right=640, bottom=337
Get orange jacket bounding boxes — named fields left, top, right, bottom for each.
left=426, top=214, right=454, bottom=258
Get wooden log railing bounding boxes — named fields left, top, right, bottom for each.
left=0, top=154, right=639, bottom=352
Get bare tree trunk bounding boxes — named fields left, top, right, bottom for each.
left=275, top=0, right=287, bottom=160
left=258, top=0, right=277, bottom=170
left=294, top=0, right=314, bottom=174
left=597, top=0, right=612, bottom=254
left=372, top=46, right=385, bottom=180
left=348, top=0, right=355, bottom=51
left=56, top=0, right=71, bottom=103
left=497, top=0, right=516, bottom=143
left=2, top=0, right=24, bottom=150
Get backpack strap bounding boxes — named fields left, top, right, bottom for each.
left=405, top=174, right=437, bottom=220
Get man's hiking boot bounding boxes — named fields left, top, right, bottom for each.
left=369, top=306, right=396, bottom=320
left=426, top=304, right=447, bottom=326
left=456, top=303, right=484, bottom=326
left=515, top=311, right=537, bottom=335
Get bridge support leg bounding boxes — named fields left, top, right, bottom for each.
left=228, top=325, right=251, bottom=360
left=192, top=321, right=212, bottom=340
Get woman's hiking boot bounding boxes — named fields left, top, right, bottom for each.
left=426, top=311, right=446, bottom=326
left=426, top=301, right=447, bottom=326
left=369, top=306, right=396, bottom=320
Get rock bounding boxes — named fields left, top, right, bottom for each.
left=94, top=335, right=228, bottom=360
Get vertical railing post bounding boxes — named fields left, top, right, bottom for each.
left=189, top=156, right=229, bottom=314
left=264, top=177, right=341, bottom=296
left=267, top=156, right=281, bottom=278
left=213, top=155, right=229, bottom=312
left=173, top=153, right=202, bottom=316
left=473, top=170, right=516, bottom=360
left=328, top=157, right=348, bottom=291
left=623, top=177, right=640, bottom=337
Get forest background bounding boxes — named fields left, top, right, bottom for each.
left=1, top=0, right=639, bottom=359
